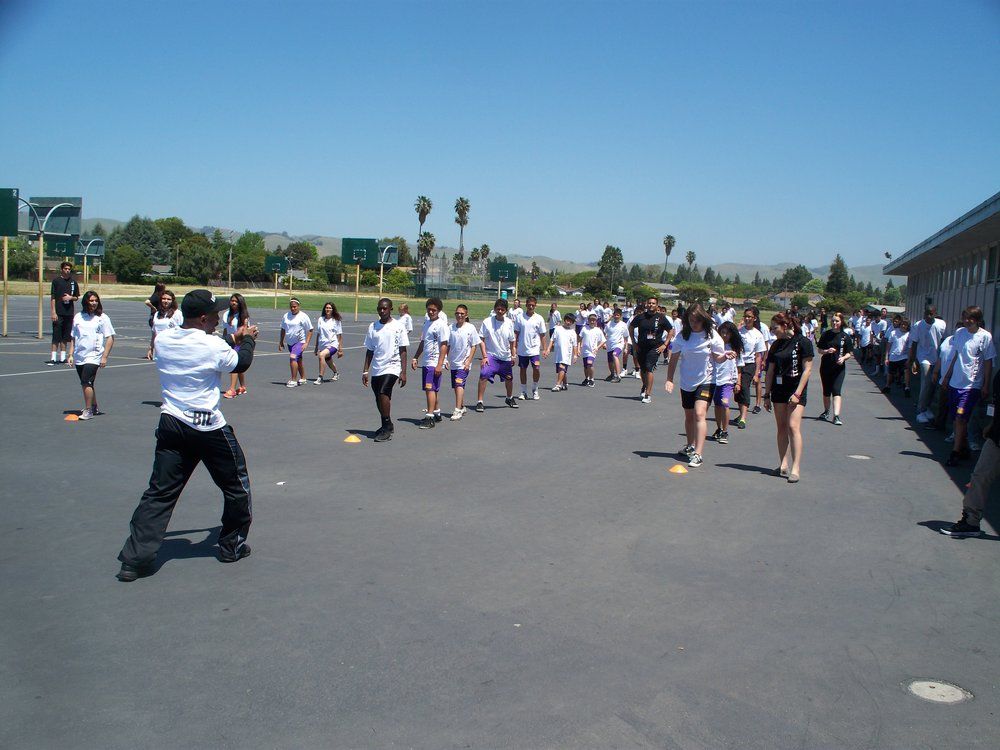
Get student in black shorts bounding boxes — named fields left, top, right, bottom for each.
left=763, top=312, right=814, bottom=483
left=48, top=262, right=80, bottom=366
left=627, top=295, right=672, bottom=404
left=816, top=312, right=854, bottom=425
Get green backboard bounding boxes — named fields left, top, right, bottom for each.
left=341, top=238, right=379, bottom=269
left=265, top=255, right=289, bottom=273
left=488, top=261, right=518, bottom=282
left=0, top=188, right=18, bottom=237
left=45, top=240, right=75, bottom=258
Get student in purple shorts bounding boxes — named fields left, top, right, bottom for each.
left=543, top=313, right=579, bottom=390
left=604, top=308, right=629, bottom=382
left=515, top=296, right=548, bottom=400
left=445, top=304, right=485, bottom=420
left=475, top=298, right=518, bottom=412
left=278, top=298, right=313, bottom=387
left=711, top=321, right=744, bottom=444
left=579, top=313, right=607, bottom=387
left=411, top=297, right=451, bottom=429
left=941, top=305, right=995, bottom=467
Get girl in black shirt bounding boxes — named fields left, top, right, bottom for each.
left=816, top=311, right=854, bottom=425
left=764, top=312, right=814, bottom=483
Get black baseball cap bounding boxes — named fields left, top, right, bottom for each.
left=181, top=289, right=230, bottom=318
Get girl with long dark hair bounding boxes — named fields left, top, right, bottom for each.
left=763, top=312, right=815, bottom=482
left=223, top=293, right=250, bottom=398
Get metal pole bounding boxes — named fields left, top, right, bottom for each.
left=273, top=271, right=278, bottom=309
left=2, top=235, right=7, bottom=337
left=354, top=264, right=361, bottom=322
left=379, top=260, right=385, bottom=297
left=37, top=233, right=44, bottom=339
left=98, top=259, right=102, bottom=295
left=83, top=253, right=89, bottom=288
left=228, top=244, right=233, bottom=289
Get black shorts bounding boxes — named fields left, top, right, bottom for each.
left=371, top=373, right=398, bottom=397
left=637, top=347, right=660, bottom=373
left=820, top=364, right=845, bottom=397
left=680, top=382, right=715, bottom=409
left=76, top=363, right=99, bottom=387
left=52, top=315, right=73, bottom=344
left=888, top=360, right=906, bottom=377
left=771, top=384, right=807, bottom=406
left=736, top=364, right=756, bottom=405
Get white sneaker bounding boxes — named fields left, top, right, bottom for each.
left=518, top=391, right=527, bottom=400
left=634, top=371, right=641, bottom=379
left=532, top=390, right=540, bottom=400
left=297, top=378, right=307, bottom=385
left=945, top=432, right=954, bottom=443
left=331, top=372, right=339, bottom=381
left=286, top=380, right=298, bottom=388
left=450, top=409, right=464, bottom=421
left=313, top=377, right=323, bottom=385
left=551, top=385, right=562, bottom=392
left=78, top=408, right=93, bottom=420
left=641, top=395, right=651, bottom=404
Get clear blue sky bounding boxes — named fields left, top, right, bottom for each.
left=2, top=0, right=998, bottom=269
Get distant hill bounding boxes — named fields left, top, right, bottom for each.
left=79, top=216, right=892, bottom=286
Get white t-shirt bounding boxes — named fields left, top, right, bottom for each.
left=222, top=310, right=246, bottom=338
left=801, top=320, right=815, bottom=341
left=579, top=326, right=607, bottom=358
left=316, top=317, right=343, bottom=349
left=671, top=317, right=683, bottom=336
left=605, top=320, right=629, bottom=351
left=152, top=310, right=184, bottom=336
left=575, top=309, right=587, bottom=325
left=911, top=318, right=948, bottom=364
left=479, top=316, right=516, bottom=360
left=872, top=318, right=889, bottom=341
left=859, top=322, right=872, bottom=347
left=424, top=310, right=448, bottom=325
left=714, top=344, right=739, bottom=385
left=72, top=312, right=116, bottom=365
left=548, top=310, right=561, bottom=329
left=722, top=308, right=736, bottom=324
left=399, top=313, right=413, bottom=333
left=155, top=327, right=239, bottom=432
left=593, top=305, right=605, bottom=323
left=516, top=313, right=547, bottom=356
left=947, top=327, right=997, bottom=390
left=364, top=318, right=409, bottom=377
left=447, top=321, right=482, bottom=368
left=281, top=311, right=313, bottom=345
left=937, top=336, right=955, bottom=386
left=418, top=317, right=450, bottom=367
left=508, top=307, right=525, bottom=327
left=712, top=312, right=724, bottom=327
left=887, top=327, right=910, bottom=362
left=738, top=325, right=766, bottom=366
left=550, top=326, right=578, bottom=364
left=672, top=329, right=725, bottom=391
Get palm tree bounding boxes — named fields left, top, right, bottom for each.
left=685, top=250, right=696, bottom=270
left=414, top=196, right=433, bottom=274
left=469, top=247, right=481, bottom=267
left=417, top=231, right=436, bottom=278
left=662, top=235, right=675, bottom=277
left=478, top=243, right=491, bottom=282
left=454, top=197, right=470, bottom=263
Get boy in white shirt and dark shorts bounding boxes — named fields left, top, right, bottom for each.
left=363, top=298, right=410, bottom=442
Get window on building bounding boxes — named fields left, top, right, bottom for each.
left=989, top=243, right=998, bottom=281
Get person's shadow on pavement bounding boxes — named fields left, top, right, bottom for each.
left=156, top=526, right=225, bottom=568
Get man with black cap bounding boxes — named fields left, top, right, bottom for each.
left=116, top=290, right=260, bottom=582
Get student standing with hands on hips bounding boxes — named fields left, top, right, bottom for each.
left=116, top=290, right=259, bottom=582
left=763, top=312, right=814, bottom=483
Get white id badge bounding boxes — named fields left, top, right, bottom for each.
left=776, top=376, right=783, bottom=385
left=988, top=405, right=995, bottom=417
left=646, top=333, right=654, bottom=340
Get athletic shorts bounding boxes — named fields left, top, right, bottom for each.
left=948, top=387, right=980, bottom=421
left=371, top=373, right=398, bottom=397
left=517, top=354, right=540, bottom=369
left=736, top=364, right=756, bottom=406
left=548, top=328, right=555, bottom=339
left=575, top=325, right=583, bottom=335
left=75, top=363, right=99, bottom=387
left=52, top=315, right=73, bottom=344
left=681, top=382, right=715, bottom=409
left=319, top=345, right=338, bottom=358
left=713, top=383, right=734, bottom=408
left=583, top=356, right=595, bottom=368
left=450, top=368, right=469, bottom=389
left=480, top=355, right=513, bottom=383
left=637, top=347, right=660, bottom=373
left=888, top=359, right=906, bottom=377
left=820, top=364, right=846, bottom=397
left=770, top=383, right=807, bottom=406
left=422, top=366, right=442, bottom=392
left=556, top=362, right=569, bottom=373
left=288, top=341, right=304, bottom=361
left=607, top=347, right=622, bottom=363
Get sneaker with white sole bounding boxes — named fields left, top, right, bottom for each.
left=450, top=408, right=465, bottom=421
left=915, top=411, right=930, bottom=424
left=518, top=391, right=528, bottom=400
left=331, top=372, right=339, bottom=381
left=641, top=394, right=651, bottom=404
left=79, top=409, right=93, bottom=420
left=688, top=452, right=704, bottom=467
left=286, top=380, right=298, bottom=388
left=532, top=390, right=540, bottom=400
left=939, top=513, right=983, bottom=538
left=634, top=371, right=641, bottom=379
left=297, top=378, right=307, bottom=385
left=475, top=401, right=485, bottom=413
left=680, top=444, right=695, bottom=457
left=551, top=385, right=562, bottom=392
left=314, top=377, right=323, bottom=385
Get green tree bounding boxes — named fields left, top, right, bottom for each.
left=360, top=269, right=379, bottom=286
left=479, top=243, right=491, bottom=271
left=753, top=271, right=762, bottom=288
left=381, top=236, right=412, bottom=267
left=454, top=197, right=470, bottom=262
left=685, top=250, right=696, bottom=269
left=178, top=240, right=223, bottom=283
left=110, top=244, right=153, bottom=283
left=584, top=275, right=609, bottom=297
left=779, top=264, right=814, bottom=291
left=734, top=273, right=741, bottom=285
left=703, top=266, right=716, bottom=285
left=597, top=245, right=625, bottom=290
left=322, top=255, right=345, bottom=284
left=107, top=215, right=168, bottom=264
left=154, top=217, right=193, bottom=251
left=417, top=231, right=436, bottom=275
left=285, top=241, right=318, bottom=267
left=662, top=235, right=676, bottom=278
left=5, top=236, right=36, bottom=277
left=530, top=261, right=541, bottom=280
left=628, top=264, right=644, bottom=282
left=802, top=277, right=825, bottom=294
left=676, top=281, right=713, bottom=307
left=414, top=196, right=433, bottom=274
left=825, top=253, right=850, bottom=295
left=383, top=267, right=413, bottom=293
left=91, top=222, right=107, bottom=238
left=230, top=231, right=266, bottom=281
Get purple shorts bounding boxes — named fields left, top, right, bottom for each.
left=422, top=366, right=442, bottom=392
left=607, top=347, right=622, bottom=363
left=583, top=356, right=595, bottom=368
left=575, top=324, right=583, bottom=335
left=714, top=383, right=735, bottom=407
left=948, top=387, right=981, bottom=420
left=319, top=346, right=338, bottom=358
left=450, top=368, right=469, bottom=389
left=518, top=354, right=541, bottom=369
left=480, top=355, right=513, bottom=383
left=556, top=362, right=569, bottom=373
left=288, top=342, right=304, bottom=361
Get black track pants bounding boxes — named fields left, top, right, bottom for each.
left=118, top=413, right=252, bottom=566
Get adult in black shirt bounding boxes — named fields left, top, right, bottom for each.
left=627, top=296, right=672, bottom=404
left=49, top=261, right=79, bottom=366
left=764, top=312, right=814, bottom=483
left=144, top=281, right=166, bottom=328
left=816, top=311, right=854, bottom=425
left=942, top=366, right=999, bottom=538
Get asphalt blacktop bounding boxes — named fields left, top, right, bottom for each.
left=1, top=295, right=997, bottom=749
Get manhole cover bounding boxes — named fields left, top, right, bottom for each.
left=906, top=680, right=972, bottom=704
left=848, top=454, right=872, bottom=460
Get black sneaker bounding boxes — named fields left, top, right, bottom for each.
left=940, top=515, right=983, bottom=538
left=711, top=428, right=722, bottom=441
left=433, top=412, right=443, bottom=422
left=475, top=401, right=485, bottom=413
left=818, top=410, right=829, bottom=421
left=945, top=451, right=960, bottom=467
left=718, top=431, right=729, bottom=444
left=752, top=405, right=762, bottom=415
left=374, top=427, right=392, bottom=442
left=46, top=360, right=56, bottom=367
left=736, top=418, right=746, bottom=430
left=506, top=397, right=519, bottom=408
left=219, top=544, right=252, bottom=563
left=419, top=416, right=435, bottom=429
left=612, top=376, right=622, bottom=383
left=881, top=386, right=891, bottom=394
left=604, top=374, right=615, bottom=382
left=116, top=562, right=154, bottom=582
left=680, top=444, right=694, bottom=457
left=586, top=379, right=595, bottom=388
left=833, top=415, right=843, bottom=426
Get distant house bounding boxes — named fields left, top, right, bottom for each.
left=864, top=304, right=905, bottom=315
left=769, top=291, right=797, bottom=306
left=556, top=286, right=584, bottom=297
left=151, top=264, right=173, bottom=276
left=645, top=282, right=679, bottom=300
